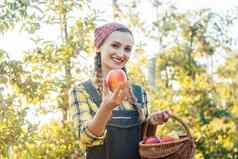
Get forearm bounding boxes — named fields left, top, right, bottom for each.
left=86, top=103, right=112, bottom=137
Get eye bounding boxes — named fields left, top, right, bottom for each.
left=111, top=43, right=119, bottom=48
left=125, top=47, right=132, bottom=52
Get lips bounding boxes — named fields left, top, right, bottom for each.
left=112, top=56, right=124, bottom=64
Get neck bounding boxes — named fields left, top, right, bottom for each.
left=101, top=65, right=110, bottom=80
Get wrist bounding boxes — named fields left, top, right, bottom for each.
left=100, top=102, right=113, bottom=115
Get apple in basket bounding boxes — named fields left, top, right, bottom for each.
left=143, top=136, right=161, bottom=144
left=160, top=136, right=177, bottom=143
left=105, top=69, right=127, bottom=92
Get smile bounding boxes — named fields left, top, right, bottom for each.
left=112, top=56, right=124, bottom=64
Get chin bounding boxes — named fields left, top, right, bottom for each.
left=109, top=63, right=125, bottom=70
left=111, top=65, right=125, bottom=70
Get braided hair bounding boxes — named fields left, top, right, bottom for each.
left=94, top=52, right=103, bottom=93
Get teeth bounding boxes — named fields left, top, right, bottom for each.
left=112, top=57, right=123, bottom=63
left=113, top=58, right=122, bottom=63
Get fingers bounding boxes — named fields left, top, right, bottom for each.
left=123, top=86, right=131, bottom=102
left=112, top=82, right=123, bottom=98
left=151, top=110, right=172, bottom=125
left=127, top=83, right=137, bottom=102
left=120, top=83, right=128, bottom=100
left=126, top=88, right=135, bottom=105
left=161, top=110, right=172, bottom=122
left=162, top=111, right=169, bottom=122
left=164, top=110, right=172, bottom=121
left=112, top=82, right=128, bottom=103
left=155, top=112, right=164, bottom=123
left=102, top=79, right=110, bottom=96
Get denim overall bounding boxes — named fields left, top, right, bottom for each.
left=82, top=80, right=145, bottom=159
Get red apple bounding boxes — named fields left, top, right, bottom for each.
left=160, top=136, right=177, bottom=143
left=144, top=136, right=160, bottom=144
left=105, top=69, right=127, bottom=92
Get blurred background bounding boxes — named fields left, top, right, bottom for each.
left=0, top=0, right=238, bottom=158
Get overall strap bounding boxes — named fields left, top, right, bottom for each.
left=82, top=80, right=102, bottom=109
left=131, top=84, right=144, bottom=108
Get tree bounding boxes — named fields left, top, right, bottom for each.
left=1, top=0, right=238, bottom=158
left=1, top=0, right=98, bottom=158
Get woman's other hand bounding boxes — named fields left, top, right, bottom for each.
left=149, top=110, right=172, bottom=125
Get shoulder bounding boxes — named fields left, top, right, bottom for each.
left=70, top=82, right=83, bottom=93
left=70, top=79, right=91, bottom=89
left=69, top=80, right=91, bottom=97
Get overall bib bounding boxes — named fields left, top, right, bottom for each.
left=86, top=110, right=141, bottom=159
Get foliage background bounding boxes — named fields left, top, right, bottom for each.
left=0, top=0, right=238, bottom=158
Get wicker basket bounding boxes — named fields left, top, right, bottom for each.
left=139, top=115, right=195, bottom=159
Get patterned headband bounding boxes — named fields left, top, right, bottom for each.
left=94, top=22, right=131, bottom=49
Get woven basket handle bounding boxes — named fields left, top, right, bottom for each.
left=143, top=114, right=192, bottom=139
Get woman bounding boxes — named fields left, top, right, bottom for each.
left=70, top=22, right=171, bottom=159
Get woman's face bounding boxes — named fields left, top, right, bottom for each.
left=99, top=31, right=134, bottom=71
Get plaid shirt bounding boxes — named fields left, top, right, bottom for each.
left=69, top=79, right=149, bottom=149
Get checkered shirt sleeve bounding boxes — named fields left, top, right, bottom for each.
left=69, top=84, right=106, bottom=148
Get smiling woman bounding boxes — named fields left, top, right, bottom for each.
left=69, top=22, right=171, bottom=159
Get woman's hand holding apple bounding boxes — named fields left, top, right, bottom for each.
left=101, top=69, right=129, bottom=111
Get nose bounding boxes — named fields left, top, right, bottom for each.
left=117, top=48, right=125, bottom=57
